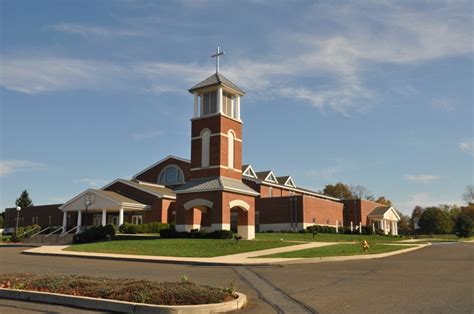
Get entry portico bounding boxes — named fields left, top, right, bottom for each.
left=59, top=189, right=149, bottom=233
left=368, top=206, right=400, bottom=236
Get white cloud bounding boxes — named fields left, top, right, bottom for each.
left=404, top=174, right=441, bottom=183
left=306, top=166, right=342, bottom=180
left=459, top=138, right=474, bottom=156
left=0, top=57, right=126, bottom=94
left=49, top=22, right=142, bottom=38
left=131, top=130, right=164, bottom=141
left=395, top=192, right=461, bottom=214
left=0, top=160, right=45, bottom=177
left=75, top=178, right=109, bottom=187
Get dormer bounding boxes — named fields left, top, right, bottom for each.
left=256, top=170, right=278, bottom=184
left=242, top=164, right=258, bottom=179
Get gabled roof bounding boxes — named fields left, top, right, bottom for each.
left=174, top=177, right=259, bottom=196
left=276, top=176, right=296, bottom=188
left=256, top=170, right=278, bottom=183
left=242, top=164, right=258, bottom=179
left=368, top=206, right=401, bottom=220
left=132, top=155, right=190, bottom=179
left=188, top=73, right=245, bottom=95
left=59, top=189, right=147, bottom=210
left=102, top=179, right=176, bottom=199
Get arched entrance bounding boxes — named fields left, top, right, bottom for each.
left=229, top=200, right=254, bottom=239
left=180, top=199, right=214, bottom=232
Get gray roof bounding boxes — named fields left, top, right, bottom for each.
left=242, top=164, right=250, bottom=171
left=276, top=176, right=290, bottom=185
left=368, top=206, right=392, bottom=217
left=92, top=190, right=146, bottom=206
left=174, top=177, right=259, bottom=196
left=255, top=171, right=271, bottom=180
left=121, top=179, right=176, bottom=198
left=189, top=73, right=245, bottom=95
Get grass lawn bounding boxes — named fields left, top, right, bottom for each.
left=1, top=235, right=11, bottom=242
left=256, top=243, right=416, bottom=258
left=66, top=238, right=297, bottom=257
left=255, top=232, right=406, bottom=243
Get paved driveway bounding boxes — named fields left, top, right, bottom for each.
left=0, top=242, right=472, bottom=313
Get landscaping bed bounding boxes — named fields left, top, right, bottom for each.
left=65, top=238, right=296, bottom=257
left=0, top=273, right=236, bottom=305
left=256, top=243, right=416, bottom=258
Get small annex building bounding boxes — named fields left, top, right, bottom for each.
left=3, top=56, right=400, bottom=239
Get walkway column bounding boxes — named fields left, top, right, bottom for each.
left=76, top=211, right=82, bottom=234
left=62, top=211, right=67, bottom=233
left=119, top=208, right=124, bottom=226
left=101, top=209, right=107, bottom=226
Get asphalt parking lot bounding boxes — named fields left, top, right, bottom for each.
left=0, top=242, right=472, bottom=313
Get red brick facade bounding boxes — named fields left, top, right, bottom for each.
left=343, top=199, right=383, bottom=226
left=135, top=157, right=191, bottom=184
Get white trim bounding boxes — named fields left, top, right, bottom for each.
left=183, top=199, right=214, bottom=210
left=101, top=179, right=176, bottom=199
left=284, top=176, right=296, bottom=188
left=228, top=130, right=235, bottom=169
left=229, top=200, right=250, bottom=211
left=191, top=132, right=242, bottom=142
left=175, top=185, right=260, bottom=197
left=242, top=176, right=340, bottom=201
left=132, top=155, right=190, bottom=179
left=59, top=189, right=121, bottom=210
left=201, top=128, right=211, bottom=168
left=242, top=164, right=258, bottom=179
left=191, top=165, right=242, bottom=172
left=263, top=171, right=278, bottom=183
left=237, top=225, right=255, bottom=240
left=175, top=224, right=201, bottom=232
left=211, top=223, right=230, bottom=231
left=190, top=112, right=244, bottom=124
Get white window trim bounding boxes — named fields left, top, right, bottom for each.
left=157, top=164, right=185, bottom=185
left=242, top=165, right=258, bottom=178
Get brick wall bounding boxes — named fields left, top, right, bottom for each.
left=4, top=204, right=63, bottom=230
left=135, top=158, right=190, bottom=184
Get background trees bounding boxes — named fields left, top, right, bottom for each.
left=418, top=207, right=453, bottom=234
left=15, top=190, right=33, bottom=208
left=453, top=213, right=473, bottom=238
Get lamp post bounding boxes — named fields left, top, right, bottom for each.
left=15, top=206, right=21, bottom=235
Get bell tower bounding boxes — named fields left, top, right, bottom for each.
left=188, top=47, right=245, bottom=181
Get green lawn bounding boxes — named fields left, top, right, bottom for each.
left=1, top=235, right=11, bottom=242
left=257, top=243, right=416, bottom=258
left=66, top=238, right=297, bottom=257
left=255, top=232, right=405, bottom=243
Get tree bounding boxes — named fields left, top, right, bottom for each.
left=396, top=211, right=412, bottom=235
left=323, top=182, right=354, bottom=199
left=453, top=213, right=473, bottom=238
left=463, top=185, right=474, bottom=204
left=15, top=190, right=33, bottom=208
left=350, top=185, right=374, bottom=200
left=0, top=214, right=3, bottom=229
left=418, top=207, right=452, bottom=234
left=375, top=196, right=392, bottom=206
left=411, top=206, right=424, bottom=230
left=460, top=203, right=474, bottom=220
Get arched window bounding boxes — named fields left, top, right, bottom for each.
left=158, top=165, right=184, bottom=185
left=228, top=130, right=235, bottom=169
left=201, top=129, right=210, bottom=168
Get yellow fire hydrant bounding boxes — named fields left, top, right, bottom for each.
left=362, top=240, right=370, bottom=253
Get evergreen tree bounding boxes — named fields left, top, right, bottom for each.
left=15, top=190, right=33, bottom=208
left=418, top=207, right=452, bottom=234
left=453, top=213, right=473, bottom=238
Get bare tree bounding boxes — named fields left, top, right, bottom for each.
left=350, top=185, right=374, bottom=200
left=463, top=185, right=474, bottom=204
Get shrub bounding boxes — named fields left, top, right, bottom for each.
left=119, top=222, right=170, bottom=235
left=73, top=224, right=116, bottom=244
left=159, top=229, right=189, bottom=238
left=204, top=230, right=234, bottom=239
left=158, top=228, right=234, bottom=239
left=12, top=224, right=41, bottom=242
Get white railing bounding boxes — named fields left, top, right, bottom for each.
left=45, top=227, right=63, bottom=237
left=60, top=226, right=79, bottom=237
left=29, top=226, right=51, bottom=239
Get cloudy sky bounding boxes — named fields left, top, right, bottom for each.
left=1, top=0, right=472, bottom=214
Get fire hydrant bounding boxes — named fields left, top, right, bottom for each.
left=362, top=240, right=370, bottom=253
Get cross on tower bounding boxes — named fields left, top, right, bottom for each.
left=211, top=46, right=225, bottom=73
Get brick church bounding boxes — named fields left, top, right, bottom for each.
left=3, top=49, right=400, bottom=239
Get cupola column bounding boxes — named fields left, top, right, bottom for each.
left=193, top=93, right=199, bottom=118
left=217, top=87, right=223, bottom=113
left=235, top=96, right=241, bottom=120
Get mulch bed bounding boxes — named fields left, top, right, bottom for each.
left=0, top=273, right=236, bottom=305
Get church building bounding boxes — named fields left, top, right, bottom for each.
left=3, top=49, right=400, bottom=239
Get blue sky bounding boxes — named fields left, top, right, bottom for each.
left=0, top=0, right=472, bottom=214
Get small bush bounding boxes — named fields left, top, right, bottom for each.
left=12, top=224, right=41, bottom=242
left=203, top=230, right=234, bottom=239
left=119, top=222, right=170, bottom=234
left=73, top=224, right=116, bottom=244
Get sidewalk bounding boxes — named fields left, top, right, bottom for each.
left=22, top=242, right=428, bottom=266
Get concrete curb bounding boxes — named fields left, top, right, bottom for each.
left=0, top=288, right=247, bottom=313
